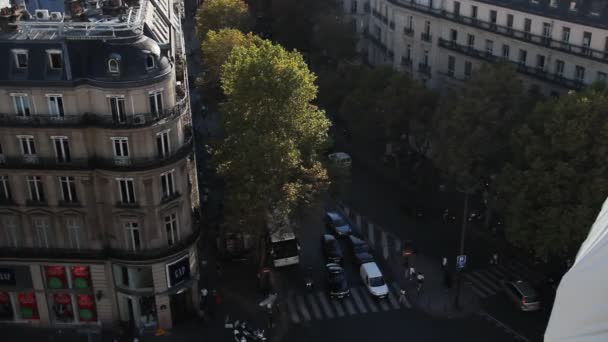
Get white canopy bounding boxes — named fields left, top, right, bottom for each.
left=545, top=198, right=608, bottom=342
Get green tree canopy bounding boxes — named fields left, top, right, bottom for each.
left=213, top=40, right=331, bottom=233
left=497, top=85, right=608, bottom=259
left=195, top=0, right=252, bottom=40
left=200, top=29, right=264, bottom=98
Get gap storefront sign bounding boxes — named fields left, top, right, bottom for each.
left=166, top=256, right=190, bottom=288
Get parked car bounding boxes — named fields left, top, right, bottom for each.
left=360, top=262, right=388, bottom=298
left=325, top=211, right=352, bottom=236
left=348, top=235, right=374, bottom=265
left=322, top=234, right=343, bottom=264
left=503, top=280, right=541, bottom=311
left=325, top=263, right=350, bottom=298
left=328, top=152, right=352, bottom=167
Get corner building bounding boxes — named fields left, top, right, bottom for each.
left=0, top=0, right=201, bottom=330
left=344, top=0, right=608, bottom=95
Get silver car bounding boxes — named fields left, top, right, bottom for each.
left=503, top=280, right=541, bottom=311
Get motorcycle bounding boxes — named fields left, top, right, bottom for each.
left=226, top=318, right=267, bottom=341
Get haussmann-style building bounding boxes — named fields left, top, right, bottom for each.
left=0, top=0, right=202, bottom=331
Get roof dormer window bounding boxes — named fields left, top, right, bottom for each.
left=13, top=50, right=28, bottom=69
left=146, top=55, right=155, bottom=70
left=47, top=50, right=62, bottom=70
left=108, top=59, right=120, bottom=74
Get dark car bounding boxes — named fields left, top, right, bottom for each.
left=325, top=263, right=350, bottom=298
left=322, top=234, right=343, bottom=264
left=325, top=211, right=352, bottom=236
left=348, top=235, right=375, bottom=265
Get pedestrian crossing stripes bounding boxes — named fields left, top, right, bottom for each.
left=464, top=263, right=542, bottom=299
left=286, top=282, right=410, bottom=324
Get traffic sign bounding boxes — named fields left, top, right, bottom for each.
left=456, top=255, right=467, bottom=269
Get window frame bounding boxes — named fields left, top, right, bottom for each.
left=12, top=49, right=28, bottom=69
left=47, top=50, right=63, bottom=70
left=66, top=216, right=82, bottom=250
left=145, top=55, right=155, bottom=70
left=46, top=94, right=65, bottom=118
left=125, top=221, right=141, bottom=251
left=117, top=178, right=136, bottom=204
left=111, top=137, right=129, bottom=158
left=160, top=170, right=176, bottom=199
left=156, top=130, right=171, bottom=158
left=11, top=93, right=31, bottom=117
left=59, top=176, right=78, bottom=203
left=0, top=176, right=11, bottom=202
left=17, top=135, right=36, bottom=156
left=1, top=216, right=18, bottom=247
left=27, top=175, right=45, bottom=202
left=51, top=136, right=71, bottom=163
left=108, top=58, right=120, bottom=74
left=148, top=89, right=164, bottom=116
left=33, top=216, right=50, bottom=248
left=164, top=213, right=179, bottom=246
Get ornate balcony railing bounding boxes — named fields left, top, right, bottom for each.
left=0, top=138, right=193, bottom=171
left=386, top=0, right=608, bottom=63
left=0, top=91, right=188, bottom=129
left=438, top=38, right=584, bottom=90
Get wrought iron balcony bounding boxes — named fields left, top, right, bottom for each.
left=421, top=32, right=432, bottom=42
left=403, top=27, right=414, bottom=37
left=0, top=138, right=193, bottom=171
left=385, top=0, right=608, bottom=63
left=0, top=91, right=188, bottom=129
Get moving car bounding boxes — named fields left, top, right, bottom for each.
left=348, top=235, right=374, bottom=265
left=503, top=280, right=541, bottom=311
left=325, top=263, right=350, bottom=298
left=322, top=234, right=343, bottom=264
left=325, top=211, right=352, bottom=236
left=360, top=262, right=388, bottom=298
left=328, top=152, right=352, bottom=167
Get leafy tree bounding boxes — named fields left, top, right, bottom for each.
left=199, top=29, right=264, bottom=100
left=213, top=40, right=331, bottom=241
left=311, top=13, right=359, bottom=65
left=497, top=85, right=608, bottom=259
left=195, top=0, right=252, bottom=40
left=316, top=64, right=368, bottom=114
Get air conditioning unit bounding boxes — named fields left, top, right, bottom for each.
left=133, top=115, right=146, bottom=125
left=50, top=12, right=63, bottom=20
left=35, top=9, right=50, bottom=20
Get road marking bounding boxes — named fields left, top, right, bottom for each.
left=316, top=292, right=335, bottom=319
left=306, top=293, right=323, bottom=320
left=343, top=297, right=357, bottom=315
left=381, top=231, right=389, bottom=260
left=484, top=267, right=506, bottom=282
left=477, top=271, right=502, bottom=292
left=330, top=296, right=346, bottom=317
left=359, top=288, right=379, bottom=312
left=295, top=295, right=311, bottom=321
left=386, top=284, right=401, bottom=309
left=287, top=296, right=300, bottom=323
left=465, top=273, right=495, bottom=296
left=378, top=297, right=391, bottom=311
left=468, top=283, right=489, bottom=299
left=368, top=223, right=375, bottom=247
left=349, top=288, right=368, bottom=313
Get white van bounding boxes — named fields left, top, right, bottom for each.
left=360, top=262, right=388, bottom=298
left=328, top=152, right=352, bottom=167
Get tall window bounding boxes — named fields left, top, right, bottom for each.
left=471, top=5, right=477, bottom=19
left=524, top=18, right=532, bottom=33
left=47, top=51, right=62, bottom=69
left=109, top=96, right=126, bottom=123
left=447, top=55, right=455, bottom=77
left=536, top=55, right=546, bottom=71
left=555, top=60, right=565, bottom=77
left=164, top=213, right=179, bottom=246
left=0, top=176, right=11, bottom=202
left=542, top=23, right=552, bottom=38
left=33, top=217, right=50, bottom=248
left=518, top=49, right=528, bottom=65
left=27, top=176, right=45, bottom=202
left=18, top=135, right=37, bottom=163
left=562, top=27, right=570, bottom=43
left=502, top=44, right=510, bottom=58
left=464, top=61, right=472, bottom=79
left=156, top=130, right=171, bottom=158
left=52, top=136, right=71, bottom=163
left=47, top=95, right=64, bottom=118
left=66, top=217, right=82, bottom=250
left=149, top=90, right=163, bottom=116
left=160, top=170, right=175, bottom=199
left=450, top=29, right=458, bottom=42
left=111, top=137, right=129, bottom=164
left=575, top=66, right=585, bottom=82
left=506, top=14, right=513, bottom=28
left=424, top=20, right=430, bottom=35
left=407, top=15, right=413, bottom=30
left=1, top=216, right=18, bottom=247
left=59, top=176, right=78, bottom=203
left=423, top=50, right=429, bottom=65
left=125, top=222, right=141, bottom=251
left=117, top=178, right=135, bottom=204
left=583, top=31, right=592, bottom=54
left=490, top=10, right=497, bottom=28
left=485, top=40, right=494, bottom=55
left=453, top=1, right=460, bottom=16
left=467, top=34, right=475, bottom=49
left=12, top=94, right=31, bottom=117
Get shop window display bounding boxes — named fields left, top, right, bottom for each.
left=17, top=292, right=39, bottom=319
left=77, top=294, right=96, bottom=322
left=0, top=291, right=14, bottom=320
left=44, top=265, right=98, bottom=323
left=51, top=293, right=74, bottom=322
left=45, top=266, right=68, bottom=289
left=139, top=296, right=156, bottom=326
left=71, top=266, right=91, bottom=289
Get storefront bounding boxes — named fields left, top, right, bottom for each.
left=166, top=255, right=194, bottom=325
left=113, top=264, right=158, bottom=328
left=0, top=266, right=39, bottom=322
left=43, top=265, right=98, bottom=324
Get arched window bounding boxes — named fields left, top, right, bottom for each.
left=146, top=55, right=155, bottom=70
left=108, top=58, right=120, bottom=74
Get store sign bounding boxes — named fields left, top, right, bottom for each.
left=45, top=266, right=67, bottom=289
left=17, top=292, right=39, bottom=319
left=166, top=256, right=190, bottom=288
left=71, top=266, right=91, bottom=289
left=0, top=268, right=15, bottom=286
left=77, top=294, right=97, bottom=322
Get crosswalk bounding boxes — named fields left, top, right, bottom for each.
left=464, top=263, right=544, bottom=299
left=286, top=282, right=410, bottom=323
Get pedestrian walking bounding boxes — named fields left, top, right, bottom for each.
left=199, top=288, right=208, bottom=319
left=491, top=252, right=499, bottom=265
left=398, top=288, right=408, bottom=305
left=416, top=272, right=425, bottom=293
left=409, top=266, right=415, bottom=281
left=266, top=304, right=274, bottom=329
left=441, top=257, right=448, bottom=268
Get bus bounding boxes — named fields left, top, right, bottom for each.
left=267, top=212, right=300, bottom=267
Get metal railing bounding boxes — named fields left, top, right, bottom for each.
left=437, top=38, right=584, bottom=90
left=0, top=138, right=193, bottom=171
left=0, top=91, right=187, bottom=128
left=386, top=0, right=608, bottom=63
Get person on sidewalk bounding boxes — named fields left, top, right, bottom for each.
left=490, top=252, right=499, bottom=265
left=416, top=272, right=425, bottom=293
left=398, top=287, right=408, bottom=305
left=199, top=288, right=209, bottom=320
left=409, top=266, right=416, bottom=281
